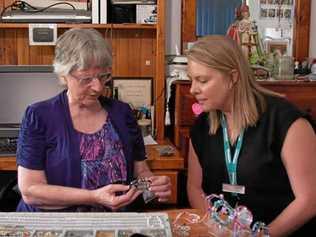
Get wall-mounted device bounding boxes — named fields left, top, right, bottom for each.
left=29, top=24, right=57, bottom=46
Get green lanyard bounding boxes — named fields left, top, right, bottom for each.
left=220, top=113, right=244, bottom=185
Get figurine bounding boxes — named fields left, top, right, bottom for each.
left=226, top=0, right=264, bottom=65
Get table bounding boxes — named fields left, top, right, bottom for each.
left=167, top=209, right=211, bottom=236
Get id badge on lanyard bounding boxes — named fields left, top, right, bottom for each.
left=221, top=114, right=246, bottom=195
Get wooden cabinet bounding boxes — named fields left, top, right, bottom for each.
left=0, top=141, right=184, bottom=204
left=174, top=81, right=195, bottom=148
left=259, top=81, right=316, bottom=120
left=0, top=0, right=166, bottom=140
left=172, top=80, right=316, bottom=157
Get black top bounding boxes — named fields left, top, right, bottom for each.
left=190, top=95, right=315, bottom=236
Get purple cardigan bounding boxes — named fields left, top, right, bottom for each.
left=16, top=90, right=146, bottom=211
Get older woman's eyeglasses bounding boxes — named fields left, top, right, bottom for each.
left=70, top=72, right=112, bottom=86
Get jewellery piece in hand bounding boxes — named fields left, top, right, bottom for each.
left=142, top=189, right=156, bottom=203
left=130, top=178, right=156, bottom=203
left=130, top=178, right=152, bottom=192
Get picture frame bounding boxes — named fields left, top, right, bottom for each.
left=112, top=77, right=153, bottom=108
left=259, top=0, right=293, bottom=19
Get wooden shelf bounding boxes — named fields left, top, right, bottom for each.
left=0, top=0, right=166, bottom=138
left=0, top=157, right=16, bottom=171
left=0, top=23, right=156, bottom=30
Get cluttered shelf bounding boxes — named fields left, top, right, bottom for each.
left=0, top=140, right=184, bottom=171
left=0, top=23, right=157, bottom=30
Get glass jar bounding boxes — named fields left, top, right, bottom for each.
left=277, top=56, right=294, bottom=80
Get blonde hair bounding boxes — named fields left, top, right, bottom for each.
left=187, top=35, right=280, bottom=142
left=53, top=28, right=112, bottom=85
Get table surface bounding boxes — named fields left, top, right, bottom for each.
left=167, top=209, right=211, bottom=237
left=0, top=208, right=245, bottom=237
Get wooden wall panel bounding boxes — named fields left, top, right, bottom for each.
left=3, top=29, right=17, bottom=64
left=139, top=30, right=155, bottom=76
left=3, top=0, right=14, bottom=9
left=155, top=0, right=166, bottom=140
left=40, top=46, right=55, bottom=65
left=0, top=30, right=4, bottom=64
left=0, top=27, right=155, bottom=78
left=113, top=30, right=142, bottom=76
left=16, top=30, right=29, bottom=64
left=111, top=29, right=155, bottom=77
left=182, top=0, right=197, bottom=49
left=29, top=46, right=44, bottom=65
left=1, top=0, right=14, bottom=16
left=293, top=0, right=311, bottom=61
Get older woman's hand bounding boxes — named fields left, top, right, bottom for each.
left=148, top=176, right=172, bottom=202
left=93, top=184, right=142, bottom=211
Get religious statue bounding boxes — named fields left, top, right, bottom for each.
left=227, top=0, right=265, bottom=65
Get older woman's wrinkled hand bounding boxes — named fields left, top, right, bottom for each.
left=148, top=176, right=171, bottom=202
left=92, top=184, right=142, bottom=211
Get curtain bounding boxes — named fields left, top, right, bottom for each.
left=196, top=0, right=242, bottom=36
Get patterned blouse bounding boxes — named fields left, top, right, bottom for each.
left=77, top=117, right=127, bottom=211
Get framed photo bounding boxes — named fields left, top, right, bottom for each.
left=113, top=77, right=152, bottom=108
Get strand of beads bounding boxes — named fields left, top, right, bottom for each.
left=205, top=194, right=270, bottom=237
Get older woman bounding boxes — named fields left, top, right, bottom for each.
left=16, top=28, right=171, bottom=212
left=186, top=35, right=316, bottom=236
